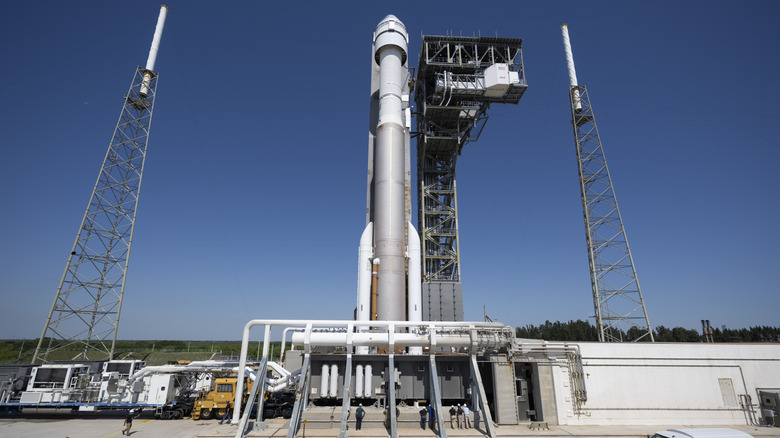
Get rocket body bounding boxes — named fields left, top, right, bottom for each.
left=356, top=15, right=421, bottom=331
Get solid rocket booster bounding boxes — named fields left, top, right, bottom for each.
left=560, top=23, right=581, bottom=111
left=140, top=5, right=168, bottom=98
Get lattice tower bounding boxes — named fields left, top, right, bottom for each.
left=32, top=67, right=159, bottom=363
left=568, top=85, right=654, bottom=342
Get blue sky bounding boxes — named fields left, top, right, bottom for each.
left=1, top=1, right=778, bottom=340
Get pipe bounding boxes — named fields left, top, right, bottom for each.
left=233, top=319, right=511, bottom=422
left=140, top=5, right=168, bottom=98
left=292, top=330, right=511, bottom=348
left=356, top=365, right=364, bottom=398
left=560, top=23, right=581, bottom=111
left=280, top=327, right=304, bottom=363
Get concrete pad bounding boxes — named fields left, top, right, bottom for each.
left=1, top=415, right=779, bottom=438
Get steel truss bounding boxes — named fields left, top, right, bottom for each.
left=415, top=36, right=527, bottom=282
left=33, top=67, right=159, bottom=363
left=568, top=86, right=654, bottom=342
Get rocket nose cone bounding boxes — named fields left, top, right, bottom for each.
left=377, top=14, right=405, bottom=29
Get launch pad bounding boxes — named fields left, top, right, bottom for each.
left=13, top=8, right=779, bottom=438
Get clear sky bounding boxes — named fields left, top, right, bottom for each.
left=1, top=1, right=778, bottom=341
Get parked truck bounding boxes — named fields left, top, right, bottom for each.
left=192, top=375, right=253, bottom=420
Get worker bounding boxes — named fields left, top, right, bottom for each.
left=419, top=407, right=427, bottom=429
left=219, top=400, right=232, bottom=424
left=456, top=404, right=464, bottom=429
left=463, top=404, right=472, bottom=428
left=122, top=408, right=140, bottom=435
left=449, top=405, right=456, bottom=428
left=356, top=404, right=365, bottom=430
left=427, top=404, right=436, bottom=431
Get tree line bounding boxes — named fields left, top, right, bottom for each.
left=515, top=320, right=780, bottom=343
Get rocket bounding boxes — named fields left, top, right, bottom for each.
left=356, top=15, right=422, bottom=353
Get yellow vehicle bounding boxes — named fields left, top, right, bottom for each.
left=191, top=376, right=253, bottom=420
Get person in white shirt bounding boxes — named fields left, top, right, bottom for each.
left=462, top=405, right=472, bottom=428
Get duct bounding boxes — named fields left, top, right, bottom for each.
left=125, top=360, right=298, bottom=394
left=291, top=327, right=513, bottom=349
left=127, top=364, right=234, bottom=386
left=266, top=361, right=291, bottom=378
left=281, top=327, right=304, bottom=362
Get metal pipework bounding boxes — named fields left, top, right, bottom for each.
left=140, top=5, right=168, bottom=98
left=291, top=328, right=513, bottom=349
left=560, top=23, right=581, bottom=111
left=372, top=15, right=409, bottom=321
left=232, top=318, right=512, bottom=424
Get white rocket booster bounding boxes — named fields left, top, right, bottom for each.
left=356, top=16, right=422, bottom=351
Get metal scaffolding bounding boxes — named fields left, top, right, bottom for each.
left=33, top=66, right=159, bottom=363
left=414, top=36, right=527, bottom=299
left=568, top=85, right=654, bottom=342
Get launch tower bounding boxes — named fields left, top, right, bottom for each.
left=415, top=36, right=527, bottom=320
left=32, top=6, right=169, bottom=363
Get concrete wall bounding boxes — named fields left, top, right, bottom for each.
left=549, top=342, right=780, bottom=426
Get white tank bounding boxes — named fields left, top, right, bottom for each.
left=329, top=364, right=339, bottom=398
left=320, top=364, right=330, bottom=398
left=364, top=364, right=373, bottom=397
left=356, top=365, right=364, bottom=397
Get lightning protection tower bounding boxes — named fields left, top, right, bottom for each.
left=561, top=24, right=653, bottom=342
left=33, top=6, right=169, bottom=363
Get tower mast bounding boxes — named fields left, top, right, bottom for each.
left=33, top=5, right=169, bottom=363
left=561, top=24, right=654, bottom=342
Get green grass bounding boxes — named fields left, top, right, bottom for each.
left=0, top=339, right=282, bottom=365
